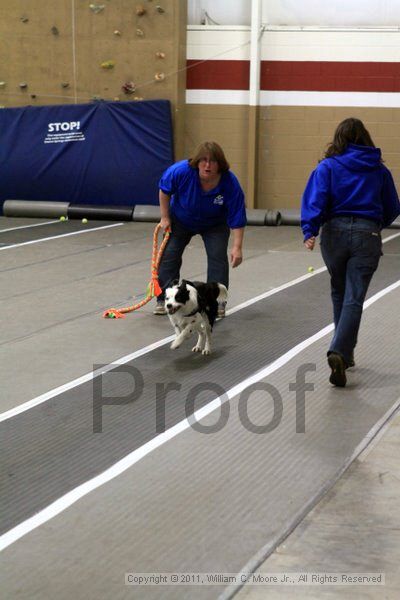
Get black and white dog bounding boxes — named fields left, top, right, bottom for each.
left=165, top=279, right=227, bottom=355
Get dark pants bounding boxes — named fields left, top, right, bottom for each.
left=157, top=217, right=230, bottom=300
left=320, top=216, right=382, bottom=365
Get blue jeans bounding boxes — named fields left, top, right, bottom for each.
left=320, top=216, right=382, bottom=365
left=157, top=217, right=230, bottom=300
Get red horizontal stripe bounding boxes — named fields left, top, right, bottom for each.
left=261, top=61, right=400, bottom=92
left=186, top=60, right=400, bottom=92
left=186, top=59, right=249, bottom=90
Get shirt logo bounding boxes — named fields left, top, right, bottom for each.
left=213, top=195, right=224, bottom=205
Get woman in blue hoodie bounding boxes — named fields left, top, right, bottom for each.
left=301, top=117, right=400, bottom=387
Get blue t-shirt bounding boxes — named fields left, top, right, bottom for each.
left=159, top=159, right=246, bottom=231
left=301, top=144, right=400, bottom=240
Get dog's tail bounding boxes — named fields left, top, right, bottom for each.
left=217, top=283, right=228, bottom=303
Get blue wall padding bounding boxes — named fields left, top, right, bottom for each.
left=0, top=100, right=173, bottom=213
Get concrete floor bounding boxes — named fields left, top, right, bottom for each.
left=237, top=413, right=400, bottom=600
left=1, top=216, right=399, bottom=599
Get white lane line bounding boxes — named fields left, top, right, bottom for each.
left=229, top=231, right=400, bottom=314
left=1, top=230, right=399, bottom=423
left=1, top=277, right=400, bottom=552
left=0, top=268, right=326, bottom=423
left=228, top=267, right=327, bottom=315
left=0, top=220, right=59, bottom=233
left=0, top=223, right=124, bottom=251
left=381, top=230, right=400, bottom=244
left=221, top=395, right=400, bottom=600
left=0, top=336, right=175, bottom=423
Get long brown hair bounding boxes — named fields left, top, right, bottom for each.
left=325, top=118, right=376, bottom=158
left=189, top=141, right=230, bottom=172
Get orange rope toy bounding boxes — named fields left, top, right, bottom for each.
left=103, top=223, right=170, bottom=318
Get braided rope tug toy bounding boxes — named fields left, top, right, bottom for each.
left=103, top=223, right=170, bottom=318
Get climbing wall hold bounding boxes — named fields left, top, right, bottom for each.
left=122, top=81, right=136, bottom=94
left=19, top=82, right=28, bottom=89
left=30, top=94, right=37, bottom=99
left=136, top=5, right=146, bottom=16
left=113, top=29, right=122, bottom=36
left=89, top=4, right=105, bottom=14
left=154, top=72, right=165, bottom=81
left=20, top=16, right=29, bottom=23
left=101, top=60, right=115, bottom=69
left=51, top=26, right=59, bottom=35
left=61, top=82, right=70, bottom=88
left=136, top=28, right=144, bottom=36
left=155, top=51, right=165, bottom=59
left=155, top=6, right=165, bottom=13
left=0, top=82, right=6, bottom=89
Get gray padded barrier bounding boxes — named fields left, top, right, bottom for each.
left=279, top=208, right=301, bottom=226
left=265, top=209, right=282, bottom=226
left=278, top=209, right=400, bottom=230
left=246, top=209, right=267, bottom=225
left=132, top=205, right=161, bottom=222
left=132, top=205, right=282, bottom=227
left=389, top=217, right=400, bottom=229
left=3, top=199, right=70, bottom=218
left=246, top=209, right=282, bottom=226
left=67, top=204, right=134, bottom=221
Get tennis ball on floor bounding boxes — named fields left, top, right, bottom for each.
left=308, top=266, right=314, bottom=273
left=60, top=216, right=66, bottom=221
left=82, top=218, right=88, bottom=224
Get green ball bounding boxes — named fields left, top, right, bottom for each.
left=60, top=216, right=66, bottom=221
left=308, top=266, right=314, bottom=273
left=82, top=218, right=88, bottom=224
left=110, top=313, right=116, bottom=319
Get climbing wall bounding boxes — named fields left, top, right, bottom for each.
left=0, top=0, right=186, bottom=156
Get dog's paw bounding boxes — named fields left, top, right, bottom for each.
left=202, top=349, right=211, bottom=356
left=192, top=345, right=202, bottom=353
left=170, top=339, right=181, bottom=350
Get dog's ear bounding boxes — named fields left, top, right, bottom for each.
left=171, top=279, right=179, bottom=286
left=182, top=279, right=195, bottom=287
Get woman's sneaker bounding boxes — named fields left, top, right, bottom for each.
left=217, top=302, right=227, bottom=318
left=153, top=300, right=167, bottom=315
left=328, top=352, right=346, bottom=387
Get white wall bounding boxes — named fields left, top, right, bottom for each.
left=265, top=0, right=396, bottom=26
left=188, top=0, right=400, bottom=27
left=187, top=0, right=251, bottom=25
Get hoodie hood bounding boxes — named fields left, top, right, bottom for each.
left=333, top=143, right=382, bottom=172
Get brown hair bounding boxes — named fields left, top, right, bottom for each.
left=325, top=118, right=376, bottom=158
left=189, top=141, right=230, bottom=172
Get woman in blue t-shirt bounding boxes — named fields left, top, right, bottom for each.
left=154, top=141, right=246, bottom=317
left=301, top=118, right=400, bottom=387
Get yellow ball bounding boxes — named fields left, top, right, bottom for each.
left=308, top=266, right=314, bottom=273
left=82, top=218, right=88, bottom=224
left=60, top=215, right=66, bottom=221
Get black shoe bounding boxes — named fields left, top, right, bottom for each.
left=328, top=353, right=347, bottom=387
